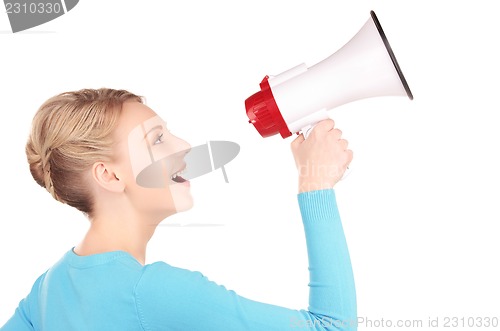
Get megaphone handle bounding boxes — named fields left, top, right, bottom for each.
left=300, top=122, right=352, bottom=182
left=301, top=123, right=316, bottom=139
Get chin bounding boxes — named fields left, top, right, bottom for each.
left=170, top=184, right=194, bottom=213
left=174, top=196, right=194, bottom=213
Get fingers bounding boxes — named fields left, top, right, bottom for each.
left=292, top=121, right=347, bottom=152
left=338, top=138, right=349, bottom=151
left=309, top=120, right=344, bottom=140
left=346, top=149, right=354, bottom=165
left=330, top=128, right=342, bottom=140
left=311, top=119, right=335, bottom=135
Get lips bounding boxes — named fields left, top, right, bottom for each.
left=170, top=166, right=187, bottom=183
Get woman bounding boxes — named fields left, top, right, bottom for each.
left=2, top=88, right=356, bottom=330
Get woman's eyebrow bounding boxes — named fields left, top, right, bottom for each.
left=142, top=124, right=164, bottom=140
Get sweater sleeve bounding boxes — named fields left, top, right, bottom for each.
left=135, top=189, right=357, bottom=331
left=0, top=273, right=46, bottom=331
left=0, top=298, right=34, bottom=331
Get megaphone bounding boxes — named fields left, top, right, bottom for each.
left=245, top=10, right=413, bottom=139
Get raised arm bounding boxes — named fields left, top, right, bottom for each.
left=136, top=119, right=357, bottom=330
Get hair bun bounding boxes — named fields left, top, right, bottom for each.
left=26, top=138, right=59, bottom=200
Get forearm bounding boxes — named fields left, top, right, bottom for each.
left=298, top=189, right=357, bottom=329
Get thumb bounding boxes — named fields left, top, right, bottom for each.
left=291, top=133, right=305, bottom=151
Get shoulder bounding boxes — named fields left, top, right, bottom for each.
left=27, top=269, right=49, bottom=299
left=135, top=261, right=208, bottom=296
left=134, top=262, right=218, bottom=329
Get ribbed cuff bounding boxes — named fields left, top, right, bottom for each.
left=297, top=189, right=338, bottom=224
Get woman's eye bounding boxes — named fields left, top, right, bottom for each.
left=153, top=133, right=164, bottom=145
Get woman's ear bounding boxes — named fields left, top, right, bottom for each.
left=92, top=162, right=125, bottom=193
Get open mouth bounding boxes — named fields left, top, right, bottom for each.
left=170, top=168, right=187, bottom=183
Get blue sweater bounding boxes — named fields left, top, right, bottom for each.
left=1, top=189, right=357, bottom=330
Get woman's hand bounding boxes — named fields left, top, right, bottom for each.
left=291, top=119, right=353, bottom=193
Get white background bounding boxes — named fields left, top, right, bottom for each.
left=1, top=0, right=499, bottom=329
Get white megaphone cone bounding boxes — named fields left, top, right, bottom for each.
left=245, top=10, right=413, bottom=139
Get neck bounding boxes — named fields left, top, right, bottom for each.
left=74, top=208, right=158, bottom=266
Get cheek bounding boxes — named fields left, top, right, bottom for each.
left=135, top=158, right=172, bottom=189
left=127, top=129, right=153, bottom=178
left=134, top=186, right=177, bottom=215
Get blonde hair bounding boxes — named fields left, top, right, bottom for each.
left=26, top=88, right=143, bottom=216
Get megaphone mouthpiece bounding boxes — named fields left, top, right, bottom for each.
left=245, top=76, right=291, bottom=138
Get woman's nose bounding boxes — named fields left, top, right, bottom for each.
left=173, top=135, right=191, bottom=156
